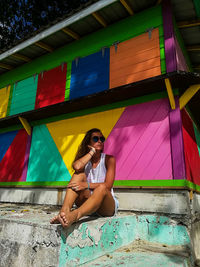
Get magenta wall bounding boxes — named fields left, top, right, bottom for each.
left=104, top=98, right=173, bottom=180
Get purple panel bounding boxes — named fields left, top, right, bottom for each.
left=169, top=98, right=186, bottom=179
left=21, top=133, right=32, bottom=181
left=162, top=0, right=177, bottom=72
left=175, top=37, right=189, bottom=71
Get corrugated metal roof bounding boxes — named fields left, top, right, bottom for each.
left=0, top=0, right=199, bottom=75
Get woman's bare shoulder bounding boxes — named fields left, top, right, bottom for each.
left=105, top=154, right=116, bottom=164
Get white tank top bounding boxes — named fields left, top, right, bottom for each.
left=85, top=153, right=115, bottom=197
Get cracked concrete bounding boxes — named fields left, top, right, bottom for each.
left=0, top=197, right=199, bottom=266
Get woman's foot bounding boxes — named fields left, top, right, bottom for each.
left=60, top=210, right=79, bottom=228
left=50, top=215, right=60, bottom=224
left=50, top=209, right=70, bottom=226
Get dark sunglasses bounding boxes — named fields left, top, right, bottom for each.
left=92, top=136, right=105, bottom=143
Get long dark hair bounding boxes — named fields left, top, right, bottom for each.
left=73, top=128, right=102, bottom=163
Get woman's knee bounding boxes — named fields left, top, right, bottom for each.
left=95, top=184, right=107, bottom=195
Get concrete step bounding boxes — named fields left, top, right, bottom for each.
left=82, top=241, right=190, bottom=267
left=0, top=203, right=193, bottom=267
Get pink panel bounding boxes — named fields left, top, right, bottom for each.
left=104, top=99, right=173, bottom=180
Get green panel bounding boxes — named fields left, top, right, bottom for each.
left=9, top=75, right=38, bottom=116
left=0, top=180, right=200, bottom=192
left=193, top=0, right=200, bottom=17
left=173, top=18, right=193, bottom=71
left=65, top=61, right=72, bottom=101
left=159, top=27, right=166, bottom=74
left=193, top=122, right=200, bottom=156
left=0, top=6, right=163, bottom=89
left=26, top=124, right=71, bottom=182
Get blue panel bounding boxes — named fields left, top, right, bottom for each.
left=69, top=49, right=110, bottom=100
left=0, top=131, right=18, bottom=162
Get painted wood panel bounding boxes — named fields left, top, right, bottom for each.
left=0, top=86, right=10, bottom=118
left=0, top=130, right=29, bottom=182
left=9, top=76, right=38, bottom=116
left=35, top=64, right=67, bottom=109
left=169, top=98, right=186, bottom=179
left=162, top=0, right=177, bottom=73
left=175, top=37, right=188, bottom=71
left=47, top=107, right=124, bottom=176
left=69, top=49, right=109, bottom=100
left=26, top=125, right=71, bottom=182
left=104, top=98, right=173, bottom=180
left=110, top=28, right=161, bottom=89
left=181, top=109, right=200, bottom=185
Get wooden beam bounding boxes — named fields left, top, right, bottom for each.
left=179, top=84, right=200, bottom=109
left=0, top=63, right=13, bottom=70
left=178, top=18, right=200, bottom=29
left=120, top=0, right=134, bottom=15
left=92, top=12, right=107, bottom=27
left=18, top=116, right=32, bottom=135
left=193, top=65, right=200, bottom=69
left=11, top=53, right=31, bottom=62
left=164, top=78, right=176, bottom=109
left=62, top=27, right=80, bottom=40
left=35, top=41, right=54, bottom=52
left=187, top=45, right=200, bottom=52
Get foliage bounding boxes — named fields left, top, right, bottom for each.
left=0, top=0, right=92, bottom=50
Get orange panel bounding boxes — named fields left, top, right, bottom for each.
left=110, top=28, right=161, bottom=89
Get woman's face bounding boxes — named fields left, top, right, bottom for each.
left=90, top=132, right=105, bottom=151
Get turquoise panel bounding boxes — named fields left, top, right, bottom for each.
left=9, top=75, right=38, bottom=116
left=26, top=124, right=71, bottom=182
left=193, top=123, right=200, bottom=156
left=59, top=215, right=190, bottom=266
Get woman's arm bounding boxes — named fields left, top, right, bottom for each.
left=68, top=155, right=116, bottom=191
left=72, top=147, right=96, bottom=172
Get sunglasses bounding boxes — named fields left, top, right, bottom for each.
left=92, top=136, right=105, bottom=143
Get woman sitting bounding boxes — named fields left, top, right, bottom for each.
left=50, top=128, right=118, bottom=227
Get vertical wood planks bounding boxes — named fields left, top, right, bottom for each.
left=9, top=76, right=38, bottom=116
left=181, top=109, right=200, bottom=185
left=0, top=86, right=10, bottom=118
left=35, top=64, right=67, bottom=109
left=110, top=28, right=161, bottom=89
left=69, top=49, right=110, bottom=100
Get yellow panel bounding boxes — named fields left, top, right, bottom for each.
left=46, top=107, right=125, bottom=175
left=0, top=86, right=10, bottom=119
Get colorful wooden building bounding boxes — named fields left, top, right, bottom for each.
left=0, top=0, right=200, bottom=193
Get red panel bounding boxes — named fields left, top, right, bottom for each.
left=35, top=64, right=67, bottom=109
left=0, top=130, right=28, bottom=182
left=181, top=109, right=200, bottom=185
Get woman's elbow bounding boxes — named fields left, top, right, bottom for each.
left=72, top=162, right=82, bottom=172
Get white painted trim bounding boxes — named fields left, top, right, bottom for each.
left=0, top=0, right=117, bottom=61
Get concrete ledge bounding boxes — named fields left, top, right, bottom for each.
left=0, top=188, right=192, bottom=215
left=0, top=203, right=192, bottom=266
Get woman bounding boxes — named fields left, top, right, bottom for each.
left=50, top=128, right=118, bottom=228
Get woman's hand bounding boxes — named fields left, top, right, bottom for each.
left=88, top=145, right=96, bottom=155
left=67, top=181, right=88, bottom=191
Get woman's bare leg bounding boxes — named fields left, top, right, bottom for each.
left=50, top=172, right=89, bottom=225
left=61, top=184, right=115, bottom=227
